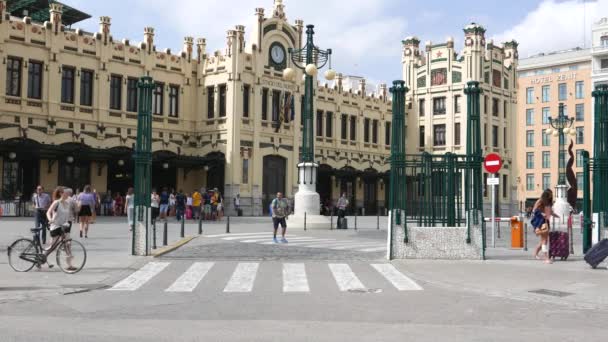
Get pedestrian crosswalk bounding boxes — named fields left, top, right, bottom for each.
left=203, top=232, right=386, bottom=253
left=108, top=261, right=423, bottom=294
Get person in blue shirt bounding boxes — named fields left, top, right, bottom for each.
left=159, top=188, right=170, bottom=221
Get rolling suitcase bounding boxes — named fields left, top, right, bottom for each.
left=338, top=217, right=348, bottom=229
left=584, top=239, right=608, bottom=269
left=549, top=231, right=569, bottom=260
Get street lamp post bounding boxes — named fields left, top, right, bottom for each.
left=545, top=102, right=575, bottom=220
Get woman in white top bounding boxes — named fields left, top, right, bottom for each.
left=169, top=191, right=176, bottom=217
left=125, top=187, right=135, bottom=231
left=151, top=190, right=160, bottom=223
left=46, top=187, right=76, bottom=271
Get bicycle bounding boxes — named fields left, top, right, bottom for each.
left=7, top=224, right=87, bottom=274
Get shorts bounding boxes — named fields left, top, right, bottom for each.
left=160, top=204, right=169, bottom=214
left=272, top=217, right=287, bottom=229
left=204, top=204, right=212, bottom=215
left=151, top=207, right=160, bottom=220
left=50, top=227, right=63, bottom=238
left=78, top=205, right=92, bottom=217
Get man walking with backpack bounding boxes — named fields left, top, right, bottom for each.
left=271, top=192, right=289, bottom=243
left=175, top=190, right=186, bottom=221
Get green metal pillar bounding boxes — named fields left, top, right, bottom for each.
left=132, top=76, right=154, bottom=256
left=582, top=150, right=591, bottom=253
left=388, top=80, right=408, bottom=242
left=592, top=84, right=608, bottom=245
left=301, top=26, right=315, bottom=163
left=446, top=152, right=456, bottom=227
left=464, top=81, right=483, bottom=243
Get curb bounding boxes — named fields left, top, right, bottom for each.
left=152, top=236, right=198, bottom=257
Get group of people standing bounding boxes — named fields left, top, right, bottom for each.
left=149, top=188, right=224, bottom=224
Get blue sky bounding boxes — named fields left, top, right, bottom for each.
left=62, top=0, right=606, bottom=87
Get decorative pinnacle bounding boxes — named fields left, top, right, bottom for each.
left=49, top=3, right=63, bottom=12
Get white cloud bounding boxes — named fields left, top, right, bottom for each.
left=494, top=0, right=608, bottom=58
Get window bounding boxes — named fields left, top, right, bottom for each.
left=261, top=88, right=268, bottom=120
left=219, top=85, right=227, bottom=117
left=526, top=174, right=535, bottom=191
left=126, top=78, right=138, bottom=112
left=542, top=131, right=550, bottom=146
left=558, top=83, right=567, bottom=101
left=504, top=127, right=507, bottom=148
left=5, top=57, right=21, bottom=97
left=419, top=126, right=425, bottom=147
left=492, top=125, right=499, bottom=148
left=526, top=87, right=534, bottom=104
left=484, top=95, right=488, bottom=114
left=271, top=90, right=281, bottom=122
left=492, top=98, right=499, bottom=116
left=243, top=84, right=250, bottom=118
left=385, top=122, right=391, bottom=145
left=526, top=130, right=534, bottom=147
left=552, top=67, right=561, bottom=73
left=575, top=81, right=584, bottom=99
left=364, top=118, right=370, bottom=142
left=433, top=97, right=446, bottom=115
left=27, top=61, right=43, bottom=99
left=602, top=36, right=608, bottom=47
left=502, top=175, right=508, bottom=198
left=570, top=65, right=579, bottom=71
left=61, top=66, right=75, bottom=104
left=207, top=86, right=215, bottom=120
left=454, top=122, right=461, bottom=146
left=542, top=151, right=550, bottom=168
left=433, top=124, right=446, bottom=146
left=169, top=85, right=179, bottom=117
left=110, top=75, right=122, bottom=110
left=526, top=109, right=534, bottom=126
left=372, top=120, right=378, bottom=144
left=526, top=152, right=534, bottom=169
left=575, top=103, right=584, bottom=121
left=504, top=100, right=508, bottom=118
left=576, top=127, right=584, bottom=144
left=419, top=99, right=425, bottom=117
left=242, top=159, right=249, bottom=184
left=152, top=83, right=164, bottom=115
left=542, top=173, right=551, bottom=191
left=483, top=173, right=488, bottom=197
left=349, top=116, right=356, bottom=141
left=542, top=107, right=550, bottom=124
left=454, top=95, right=461, bottom=113
left=541, top=85, right=550, bottom=103
left=602, top=58, right=608, bottom=69
left=341, top=114, right=347, bottom=140
left=577, top=172, right=584, bottom=190
left=317, top=111, right=324, bottom=137
left=326, top=112, right=333, bottom=138
left=80, top=69, right=93, bottom=106
left=576, top=149, right=583, bottom=167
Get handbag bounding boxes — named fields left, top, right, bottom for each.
left=535, top=222, right=549, bottom=236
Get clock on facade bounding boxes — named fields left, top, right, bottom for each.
left=269, top=42, right=286, bottom=69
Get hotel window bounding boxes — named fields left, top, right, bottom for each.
left=433, top=97, right=446, bottom=115
left=242, top=159, right=249, bottom=184
left=169, top=85, right=179, bottom=117
left=419, top=99, right=425, bottom=117
left=558, top=83, right=567, bottom=101
left=542, top=107, right=550, bottom=124
left=317, top=111, right=324, bottom=137
left=526, top=109, right=534, bottom=126
left=526, top=130, right=534, bottom=147
left=526, top=87, right=534, bottom=104
left=492, top=125, right=499, bottom=148
left=503, top=175, right=508, bottom=198
left=576, top=127, right=584, bottom=144
left=341, top=114, right=347, bottom=140
left=243, top=84, right=250, bottom=118
left=61, top=66, right=75, bottom=104
left=433, top=124, right=446, bottom=146
left=454, top=95, right=461, bottom=113
left=372, top=119, right=378, bottom=144
left=454, top=122, right=461, bottom=146
left=261, top=88, right=268, bottom=120
left=219, top=84, right=227, bottom=117
left=577, top=172, right=584, bottom=189
left=110, top=75, right=122, bottom=110
left=542, top=174, right=551, bottom=191
left=575, top=81, right=584, bottom=99
left=79, top=70, right=93, bottom=106
left=419, top=126, right=425, bottom=147
left=385, top=122, right=391, bottom=145
left=207, top=86, right=215, bottom=120
left=126, top=78, right=138, bottom=112
left=27, top=61, right=43, bottom=99
left=364, top=118, right=370, bottom=142
left=5, top=57, right=21, bottom=97
left=526, top=152, right=534, bottom=169
left=575, top=103, right=584, bottom=121
left=526, top=174, right=535, bottom=191
left=152, top=82, right=164, bottom=115
left=272, top=90, right=281, bottom=122
left=483, top=95, right=488, bottom=114
left=349, top=116, right=356, bottom=141
left=542, top=151, right=551, bottom=168
left=542, top=85, right=550, bottom=102
left=576, top=149, right=583, bottom=167
left=492, top=98, right=499, bottom=116
left=325, top=112, right=333, bottom=138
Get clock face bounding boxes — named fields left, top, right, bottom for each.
left=271, top=44, right=285, bottom=64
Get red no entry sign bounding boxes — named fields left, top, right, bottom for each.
left=484, top=153, right=503, bottom=174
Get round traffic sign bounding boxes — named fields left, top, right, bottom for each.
left=484, top=153, right=503, bottom=174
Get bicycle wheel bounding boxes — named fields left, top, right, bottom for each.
left=7, top=238, right=38, bottom=272
left=56, top=239, right=87, bottom=274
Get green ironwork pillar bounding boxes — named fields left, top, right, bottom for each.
left=301, top=26, right=315, bottom=163
left=464, top=81, right=483, bottom=243
left=592, top=84, right=608, bottom=245
left=582, top=150, right=591, bottom=253
left=388, top=80, right=408, bottom=242
left=446, top=152, right=456, bottom=227
left=132, top=76, right=154, bottom=256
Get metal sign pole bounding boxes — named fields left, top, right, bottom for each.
left=491, top=176, right=496, bottom=248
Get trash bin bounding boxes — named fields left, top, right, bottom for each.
left=511, top=216, right=523, bottom=248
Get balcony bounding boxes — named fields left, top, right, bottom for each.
left=593, top=68, right=608, bottom=76
left=591, top=44, right=608, bottom=56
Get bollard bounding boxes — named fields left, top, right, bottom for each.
left=355, top=210, right=358, bottom=230
left=226, top=216, right=230, bottom=233
left=198, top=216, right=203, bottom=235
left=181, top=216, right=185, bottom=238
left=523, top=223, right=528, bottom=251
left=162, top=220, right=168, bottom=246
left=497, top=221, right=501, bottom=239
left=152, top=221, right=157, bottom=249
left=377, top=212, right=380, bottom=230
left=304, top=212, right=307, bottom=231
left=330, top=211, right=333, bottom=230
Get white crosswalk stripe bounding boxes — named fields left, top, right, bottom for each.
left=283, top=263, right=309, bottom=292
left=359, top=246, right=388, bottom=252
left=108, top=262, right=170, bottom=291
left=205, top=232, right=270, bottom=238
left=259, top=238, right=329, bottom=245
left=371, top=264, right=423, bottom=291
left=329, top=243, right=384, bottom=250
left=223, top=262, right=259, bottom=292
left=328, top=264, right=365, bottom=291
left=165, top=262, right=214, bottom=292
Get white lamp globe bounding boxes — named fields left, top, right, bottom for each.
left=305, top=64, right=318, bottom=76
left=563, top=128, right=570, bottom=135
left=570, top=130, right=577, bottom=136
left=66, top=156, right=74, bottom=164
left=162, top=162, right=169, bottom=169
left=552, top=131, right=559, bottom=137
left=118, top=159, right=125, bottom=166
left=545, top=128, right=554, bottom=135
left=324, top=69, right=336, bottom=81
left=283, top=68, right=295, bottom=81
